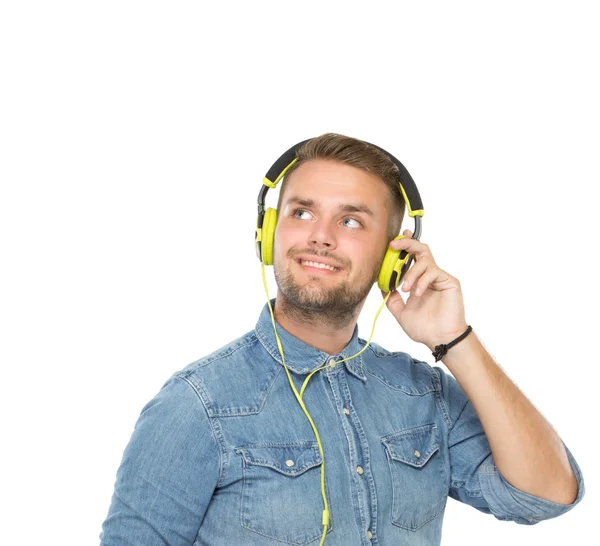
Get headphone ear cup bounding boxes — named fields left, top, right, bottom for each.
left=378, top=235, right=410, bottom=292
left=261, top=208, right=277, bottom=265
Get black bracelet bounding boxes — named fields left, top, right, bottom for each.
left=432, top=325, right=473, bottom=362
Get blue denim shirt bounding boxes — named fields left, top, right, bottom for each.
left=100, top=298, right=585, bottom=546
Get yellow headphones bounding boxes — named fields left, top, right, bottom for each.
left=255, top=137, right=424, bottom=292
left=254, top=137, right=425, bottom=545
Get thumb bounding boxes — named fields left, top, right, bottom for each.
left=380, top=289, right=405, bottom=318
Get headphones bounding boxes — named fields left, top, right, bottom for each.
left=255, top=137, right=425, bottom=292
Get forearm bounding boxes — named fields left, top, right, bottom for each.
left=429, top=330, right=578, bottom=505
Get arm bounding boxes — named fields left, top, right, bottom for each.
left=429, top=337, right=585, bottom=525
left=383, top=232, right=584, bottom=521
left=431, top=330, right=578, bottom=504
left=99, top=375, right=220, bottom=545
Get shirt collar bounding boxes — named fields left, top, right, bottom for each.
left=255, top=297, right=367, bottom=382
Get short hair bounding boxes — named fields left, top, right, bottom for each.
left=276, top=133, right=405, bottom=241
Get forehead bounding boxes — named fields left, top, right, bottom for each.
left=281, top=159, right=390, bottom=211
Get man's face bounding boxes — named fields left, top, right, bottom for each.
left=273, top=159, right=392, bottom=316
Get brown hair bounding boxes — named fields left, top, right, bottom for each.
left=276, top=133, right=405, bottom=241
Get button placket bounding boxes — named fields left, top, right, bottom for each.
left=327, top=361, right=373, bottom=538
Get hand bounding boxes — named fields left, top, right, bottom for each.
left=380, top=229, right=468, bottom=351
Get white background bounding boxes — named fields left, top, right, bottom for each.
left=1, top=1, right=597, bottom=544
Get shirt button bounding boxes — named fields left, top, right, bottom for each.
left=356, top=465, right=364, bottom=475
left=328, top=359, right=337, bottom=367
left=367, top=530, right=373, bottom=540
left=285, top=459, right=295, bottom=467
left=343, top=408, right=350, bottom=415
left=414, top=450, right=421, bottom=458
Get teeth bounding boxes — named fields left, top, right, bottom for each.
left=300, top=260, right=338, bottom=271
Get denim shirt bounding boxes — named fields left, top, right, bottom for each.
left=100, top=298, right=585, bottom=546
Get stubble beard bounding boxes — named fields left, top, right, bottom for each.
left=273, top=252, right=380, bottom=329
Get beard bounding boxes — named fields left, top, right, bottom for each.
left=273, top=248, right=380, bottom=329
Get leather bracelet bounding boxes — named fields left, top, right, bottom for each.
left=432, top=325, right=473, bottom=362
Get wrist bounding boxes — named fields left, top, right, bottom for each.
left=425, top=324, right=467, bottom=351
left=427, top=324, right=472, bottom=361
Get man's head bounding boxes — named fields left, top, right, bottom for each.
left=276, top=134, right=405, bottom=241
left=272, top=133, right=406, bottom=324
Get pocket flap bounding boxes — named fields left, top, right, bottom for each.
left=235, top=442, right=322, bottom=476
left=381, top=424, right=440, bottom=468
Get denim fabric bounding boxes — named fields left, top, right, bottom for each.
left=100, top=298, right=585, bottom=545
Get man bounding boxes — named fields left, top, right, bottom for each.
left=100, top=133, right=584, bottom=545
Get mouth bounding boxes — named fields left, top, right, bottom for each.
left=296, top=258, right=343, bottom=274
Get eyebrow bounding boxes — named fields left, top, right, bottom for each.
left=285, top=196, right=375, bottom=219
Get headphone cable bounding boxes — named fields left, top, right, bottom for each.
left=261, top=262, right=392, bottom=545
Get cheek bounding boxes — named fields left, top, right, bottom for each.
left=354, top=242, right=387, bottom=272
left=342, top=240, right=372, bottom=269
left=274, top=226, right=302, bottom=259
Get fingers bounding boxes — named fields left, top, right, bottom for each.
left=381, top=287, right=406, bottom=314
left=391, top=229, right=436, bottom=295
left=411, top=266, right=442, bottom=296
left=389, top=229, right=435, bottom=264
left=401, top=260, right=428, bottom=294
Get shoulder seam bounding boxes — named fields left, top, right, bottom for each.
left=429, top=366, right=453, bottom=429
left=365, top=342, right=412, bottom=360
left=174, top=375, right=227, bottom=488
left=179, top=333, right=259, bottom=377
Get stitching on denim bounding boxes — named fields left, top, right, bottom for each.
left=256, top=321, right=366, bottom=380
left=384, top=445, right=447, bottom=531
left=236, top=441, right=319, bottom=448
left=181, top=337, right=281, bottom=417
left=366, top=368, right=437, bottom=395
left=181, top=334, right=258, bottom=374
left=478, top=464, right=499, bottom=475
left=337, top=369, right=377, bottom=534
left=237, top=445, right=333, bottom=544
left=381, top=423, right=438, bottom=441
left=176, top=375, right=228, bottom=489
left=204, top=363, right=282, bottom=417
left=365, top=347, right=437, bottom=395
left=234, top=442, right=323, bottom=474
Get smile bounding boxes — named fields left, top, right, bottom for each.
left=297, top=259, right=341, bottom=273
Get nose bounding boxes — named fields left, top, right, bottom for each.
left=307, top=218, right=337, bottom=250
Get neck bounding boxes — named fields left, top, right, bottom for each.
left=273, top=290, right=364, bottom=355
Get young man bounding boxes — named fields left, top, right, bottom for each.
left=100, top=134, right=584, bottom=545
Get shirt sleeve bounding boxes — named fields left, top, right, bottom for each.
left=99, top=374, right=220, bottom=545
left=431, top=365, right=585, bottom=525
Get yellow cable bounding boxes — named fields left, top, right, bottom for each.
left=261, top=262, right=392, bottom=545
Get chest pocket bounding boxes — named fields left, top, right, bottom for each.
left=235, top=442, right=333, bottom=545
left=381, top=423, right=449, bottom=531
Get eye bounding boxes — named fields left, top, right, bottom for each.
left=291, top=208, right=363, bottom=229
left=342, top=217, right=363, bottom=229
left=292, top=208, right=312, bottom=220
